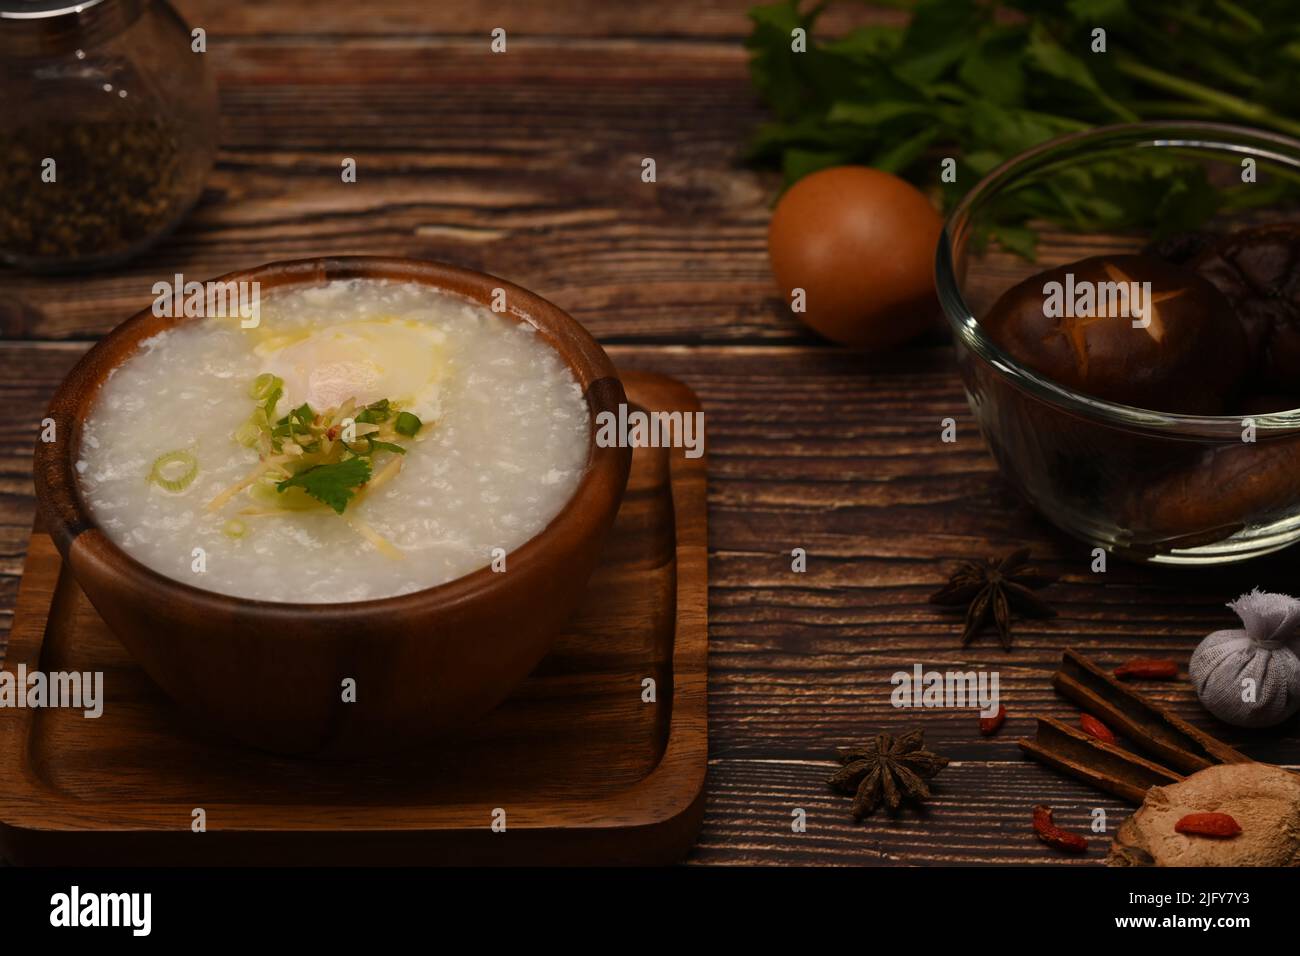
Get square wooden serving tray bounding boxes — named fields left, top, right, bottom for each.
left=0, top=370, right=707, bottom=865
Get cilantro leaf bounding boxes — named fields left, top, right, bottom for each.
left=276, top=458, right=371, bottom=515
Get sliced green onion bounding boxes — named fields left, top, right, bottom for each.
left=233, top=418, right=261, bottom=447
left=394, top=411, right=422, bottom=437
left=356, top=399, right=391, bottom=425
left=252, top=373, right=283, bottom=417
left=148, top=450, right=198, bottom=492
left=249, top=373, right=283, bottom=401
left=222, top=518, right=247, bottom=539
left=234, top=406, right=272, bottom=448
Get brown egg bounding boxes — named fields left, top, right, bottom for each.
left=767, top=166, right=943, bottom=349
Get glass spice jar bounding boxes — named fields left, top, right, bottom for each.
left=0, top=0, right=218, bottom=272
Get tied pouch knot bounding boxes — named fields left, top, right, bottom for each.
left=1190, top=588, right=1300, bottom=728
left=1229, top=588, right=1300, bottom=649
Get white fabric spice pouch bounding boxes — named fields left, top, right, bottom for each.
left=1190, top=589, right=1300, bottom=728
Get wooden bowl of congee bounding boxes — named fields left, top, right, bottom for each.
left=33, top=257, right=632, bottom=754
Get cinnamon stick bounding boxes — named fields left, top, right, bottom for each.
left=1053, top=648, right=1250, bottom=773
left=1019, top=717, right=1184, bottom=804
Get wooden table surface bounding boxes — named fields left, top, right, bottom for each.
left=3, top=0, right=1297, bottom=866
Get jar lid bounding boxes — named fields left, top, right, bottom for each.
left=0, top=0, right=143, bottom=55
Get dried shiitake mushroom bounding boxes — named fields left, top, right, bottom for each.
left=981, top=254, right=1247, bottom=414
left=1190, top=224, right=1300, bottom=391
left=1109, top=763, right=1300, bottom=867
left=1123, top=434, right=1300, bottom=540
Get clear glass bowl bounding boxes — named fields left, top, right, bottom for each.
left=937, top=122, right=1300, bottom=565
left=0, top=0, right=217, bottom=272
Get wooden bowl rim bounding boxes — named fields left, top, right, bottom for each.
left=33, top=255, right=628, bottom=621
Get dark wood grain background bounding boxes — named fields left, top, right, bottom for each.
left=2, top=0, right=1297, bottom=865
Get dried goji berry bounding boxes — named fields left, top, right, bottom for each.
left=1032, top=805, right=1088, bottom=853
left=1174, top=812, right=1241, bottom=838
left=1079, top=713, right=1116, bottom=743
left=979, top=704, right=1006, bottom=736
left=1114, top=658, right=1179, bottom=680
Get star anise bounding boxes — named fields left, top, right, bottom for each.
left=827, top=730, right=949, bottom=819
left=929, top=547, right=1056, bottom=649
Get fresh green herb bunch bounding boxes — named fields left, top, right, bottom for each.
left=747, top=0, right=1300, bottom=256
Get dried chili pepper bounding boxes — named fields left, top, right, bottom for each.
left=1174, top=812, right=1242, bottom=838
left=1114, top=658, right=1179, bottom=681
left=979, top=704, right=1007, bottom=736
left=1032, top=805, right=1088, bottom=853
left=1079, top=713, right=1116, bottom=743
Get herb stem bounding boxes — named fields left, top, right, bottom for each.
left=1131, top=20, right=1259, bottom=91
left=1095, top=91, right=1141, bottom=125
left=1127, top=101, right=1224, bottom=118
left=1114, top=56, right=1300, bottom=138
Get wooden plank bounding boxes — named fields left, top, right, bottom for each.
left=0, top=344, right=86, bottom=659
left=172, top=0, right=903, bottom=39
left=691, top=757, right=1129, bottom=865
left=4, top=0, right=1298, bottom=863
left=0, top=38, right=795, bottom=344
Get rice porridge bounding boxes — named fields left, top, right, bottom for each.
left=76, top=279, right=591, bottom=602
